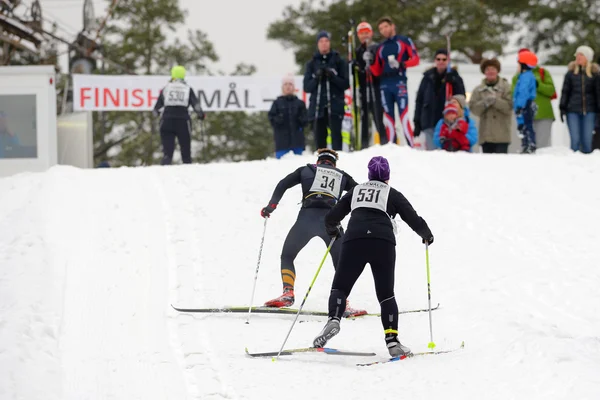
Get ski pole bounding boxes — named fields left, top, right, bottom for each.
left=325, top=77, right=334, bottom=149
left=273, top=238, right=336, bottom=361
left=313, top=78, right=322, bottom=150
left=246, top=217, right=268, bottom=324
left=425, top=242, right=436, bottom=350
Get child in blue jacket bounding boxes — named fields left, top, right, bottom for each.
left=513, top=51, right=538, bottom=153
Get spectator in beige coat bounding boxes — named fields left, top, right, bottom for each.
left=469, top=58, right=514, bottom=153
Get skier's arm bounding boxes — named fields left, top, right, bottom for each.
left=268, top=167, right=303, bottom=205
left=390, top=188, right=432, bottom=240
left=369, top=45, right=383, bottom=77
left=403, top=38, right=420, bottom=68
left=324, top=189, right=353, bottom=232
left=329, top=58, right=350, bottom=91
left=153, top=90, right=164, bottom=114
left=189, top=88, right=205, bottom=118
left=343, top=173, right=359, bottom=191
left=303, top=61, right=318, bottom=93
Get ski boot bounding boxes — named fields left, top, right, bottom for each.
left=264, top=288, right=294, bottom=308
left=343, top=299, right=367, bottom=318
left=385, top=332, right=412, bottom=357
left=313, top=318, right=341, bottom=348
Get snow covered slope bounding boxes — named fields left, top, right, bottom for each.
left=1, top=146, right=599, bottom=400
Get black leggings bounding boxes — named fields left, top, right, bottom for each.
left=279, top=208, right=341, bottom=290
left=160, top=118, right=192, bottom=164
left=328, top=238, right=398, bottom=332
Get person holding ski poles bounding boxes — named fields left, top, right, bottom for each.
left=355, top=21, right=386, bottom=147
left=152, top=65, right=205, bottom=165
left=313, top=156, right=434, bottom=357
left=369, top=16, right=420, bottom=146
left=259, top=148, right=367, bottom=317
left=303, top=31, right=349, bottom=151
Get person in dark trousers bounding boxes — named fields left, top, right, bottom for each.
left=414, top=49, right=466, bottom=150
left=355, top=21, right=385, bottom=147
left=313, top=156, right=434, bottom=357
left=369, top=16, right=420, bottom=146
left=268, top=74, right=308, bottom=158
left=152, top=65, right=205, bottom=165
left=303, top=31, right=349, bottom=151
left=260, top=148, right=366, bottom=317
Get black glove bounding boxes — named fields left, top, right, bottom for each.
left=326, top=224, right=343, bottom=239
left=445, top=69, right=458, bottom=83
left=517, top=124, right=524, bottom=132
left=413, top=120, right=421, bottom=137
left=315, top=67, right=325, bottom=79
left=560, top=110, right=566, bottom=123
left=324, top=68, right=337, bottom=77
left=422, top=235, right=434, bottom=246
left=197, top=110, right=205, bottom=121
left=260, top=203, right=277, bottom=218
left=515, top=108, right=523, bottom=118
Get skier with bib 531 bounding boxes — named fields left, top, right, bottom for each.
left=260, top=148, right=367, bottom=317
left=313, top=156, right=434, bottom=357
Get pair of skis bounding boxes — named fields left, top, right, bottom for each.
left=245, top=341, right=464, bottom=367
left=171, top=303, right=440, bottom=318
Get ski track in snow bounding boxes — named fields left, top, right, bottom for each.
left=1, top=146, right=600, bottom=399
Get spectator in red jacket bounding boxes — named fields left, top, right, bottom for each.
left=438, top=103, right=470, bottom=152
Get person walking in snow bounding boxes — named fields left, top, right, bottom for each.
left=369, top=16, right=420, bottom=146
left=313, top=156, right=433, bottom=357
left=559, top=45, right=600, bottom=154
left=268, top=74, right=308, bottom=159
left=260, top=148, right=367, bottom=317
left=513, top=51, right=539, bottom=154
left=470, top=58, right=514, bottom=153
left=152, top=65, right=205, bottom=165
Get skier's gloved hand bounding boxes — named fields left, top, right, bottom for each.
left=388, top=57, right=400, bottom=70
left=413, top=120, right=421, bottom=137
left=422, top=235, right=434, bottom=246
left=326, top=224, right=343, bottom=239
left=362, top=51, right=374, bottom=64
left=197, top=110, right=205, bottom=121
left=260, top=203, right=277, bottom=218
left=315, top=67, right=325, bottom=79
left=324, top=68, right=338, bottom=77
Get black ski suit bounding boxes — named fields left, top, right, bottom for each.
left=153, top=79, right=204, bottom=165
left=267, top=163, right=358, bottom=290
left=324, top=180, right=432, bottom=334
left=355, top=41, right=385, bottom=147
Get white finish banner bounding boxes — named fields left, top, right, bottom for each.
left=73, top=74, right=307, bottom=112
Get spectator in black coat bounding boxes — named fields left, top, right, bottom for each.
left=303, top=31, right=349, bottom=151
left=414, top=49, right=465, bottom=150
left=268, top=74, right=308, bottom=159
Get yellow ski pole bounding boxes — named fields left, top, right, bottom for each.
left=425, top=243, right=436, bottom=350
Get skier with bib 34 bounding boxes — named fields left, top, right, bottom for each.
left=260, top=149, right=367, bottom=317
left=313, top=156, right=434, bottom=356
left=152, top=65, right=205, bottom=165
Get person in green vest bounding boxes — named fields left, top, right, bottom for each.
left=511, top=48, right=557, bottom=149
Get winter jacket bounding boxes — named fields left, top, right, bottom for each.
left=414, top=67, right=466, bottom=131
left=433, top=108, right=478, bottom=151
left=268, top=95, right=308, bottom=152
left=370, top=35, right=420, bottom=82
left=511, top=66, right=556, bottom=120
left=153, top=79, right=204, bottom=120
left=438, top=119, right=470, bottom=152
left=559, top=62, right=600, bottom=115
left=303, top=51, right=349, bottom=121
left=513, top=70, right=537, bottom=125
left=470, top=77, right=514, bottom=144
left=355, top=41, right=380, bottom=89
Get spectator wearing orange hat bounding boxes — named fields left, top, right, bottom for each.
left=513, top=50, right=538, bottom=153
left=511, top=48, right=557, bottom=149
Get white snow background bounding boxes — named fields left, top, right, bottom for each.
left=1, top=145, right=599, bottom=400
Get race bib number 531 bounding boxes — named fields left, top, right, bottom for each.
left=351, top=181, right=390, bottom=212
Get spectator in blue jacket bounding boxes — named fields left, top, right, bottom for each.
left=433, top=95, right=477, bottom=151
left=0, top=111, right=20, bottom=158
left=513, top=51, right=538, bottom=154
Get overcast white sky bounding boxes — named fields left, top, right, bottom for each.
left=39, top=0, right=306, bottom=77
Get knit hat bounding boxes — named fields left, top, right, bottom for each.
left=451, top=94, right=466, bottom=110
left=434, top=49, right=448, bottom=58
left=575, top=45, right=594, bottom=63
left=517, top=51, right=538, bottom=68
left=316, top=148, right=338, bottom=166
left=480, top=58, right=501, bottom=74
left=281, top=74, right=294, bottom=86
left=316, top=31, right=331, bottom=43
left=357, top=22, right=372, bottom=34
left=368, top=156, right=390, bottom=182
left=443, top=103, right=458, bottom=115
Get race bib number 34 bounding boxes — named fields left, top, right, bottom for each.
left=351, top=181, right=390, bottom=212
left=309, top=167, right=343, bottom=198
